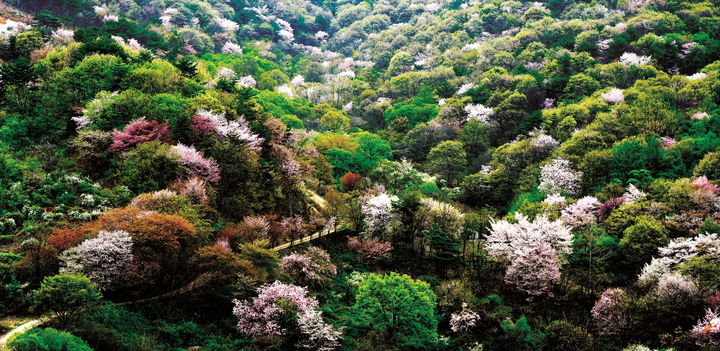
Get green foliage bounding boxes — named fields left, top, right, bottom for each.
left=620, top=216, right=669, bottom=267
left=694, top=151, right=720, bottom=181
left=384, top=86, right=439, bottom=129
left=542, top=321, right=593, bottom=351
left=116, top=141, right=184, bottom=193
left=425, top=140, right=467, bottom=184
left=32, top=274, right=103, bottom=328
left=490, top=316, right=545, bottom=351
left=322, top=131, right=391, bottom=177
left=351, top=272, right=438, bottom=349
left=10, top=328, right=92, bottom=351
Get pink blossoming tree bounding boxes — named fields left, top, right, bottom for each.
left=109, top=117, right=171, bottom=152
left=504, top=243, right=561, bottom=300
left=170, top=144, right=221, bottom=183
left=591, top=288, right=629, bottom=335
left=233, top=281, right=341, bottom=350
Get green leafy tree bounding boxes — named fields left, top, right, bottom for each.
left=426, top=140, right=467, bottom=184
left=319, top=109, right=350, bottom=132
left=351, top=272, right=438, bottom=349
left=620, top=216, right=669, bottom=267
left=118, top=141, right=184, bottom=193
left=490, top=316, right=545, bottom=351
left=31, top=274, right=103, bottom=328
left=542, top=321, right=593, bottom=351
left=493, top=92, right=528, bottom=143
left=384, top=86, right=439, bottom=129
left=694, top=151, right=720, bottom=182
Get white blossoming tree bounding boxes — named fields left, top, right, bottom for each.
left=360, top=192, right=399, bottom=239
left=486, top=213, right=573, bottom=262
left=539, top=158, right=583, bottom=196
left=60, top=230, right=133, bottom=290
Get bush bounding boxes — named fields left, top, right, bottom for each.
left=10, top=328, right=92, bottom=351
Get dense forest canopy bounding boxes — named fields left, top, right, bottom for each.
left=2, top=0, right=720, bottom=350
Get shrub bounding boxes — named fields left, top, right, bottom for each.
left=10, top=328, right=92, bottom=351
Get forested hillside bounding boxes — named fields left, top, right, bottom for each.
left=2, top=0, right=720, bottom=350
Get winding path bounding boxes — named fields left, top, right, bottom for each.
left=0, top=227, right=338, bottom=349
left=0, top=317, right=51, bottom=350
left=1, top=190, right=335, bottom=349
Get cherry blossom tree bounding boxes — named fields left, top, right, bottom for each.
left=109, top=118, right=171, bottom=152
left=281, top=247, right=337, bottom=287
left=464, top=104, right=495, bottom=124
left=360, top=192, right=399, bottom=239
left=504, top=243, right=561, bottom=299
left=233, top=281, right=341, bottom=350
left=170, top=177, right=208, bottom=205
left=486, top=213, right=573, bottom=262
left=620, top=52, right=651, bottom=66
left=450, top=303, right=480, bottom=332
left=221, top=42, right=243, bottom=55
left=692, top=309, right=720, bottom=347
left=60, top=230, right=133, bottom=290
left=51, top=28, right=74, bottom=45
left=539, top=158, right=583, bottom=196
left=191, top=109, right=264, bottom=152
left=170, top=144, right=221, bottom=183
left=638, top=233, right=720, bottom=287
left=591, top=288, right=629, bottom=335
left=561, top=196, right=600, bottom=229
left=653, top=273, right=699, bottom=304
left=601, top=88, right=624, bottom=104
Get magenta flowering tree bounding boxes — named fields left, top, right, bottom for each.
left=591, top=288, right=629, bottom=335
left=233, top=281, right=341, bottom=350
left=692, top=176, right=720, bottom=193
left=504, top=243, right=561, bottom=300
left=170, top=144, right=221, bottom=183
left=109, top=117, right=171, bottom=152
left=691, top=309, right=720, bottom=347
left=597, top=197, right=625, bottom=222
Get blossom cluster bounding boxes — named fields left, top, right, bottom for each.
left=450, top=303, right=481, bottom=332
left=109, top=117, right=171, bottom=152
left=170, top=144, right=221, bottom=183
left=233, top=281, right=341, bottom=349
left=464, top=104, right=495, bottom=124
left=692, top=309, right=720, bottom=347
left=191, top=109, right=264, bottom=152
left=347, top=236, right=393, bottom=260
left=60, top=230, right=133, bottom=290
left=505, top=243, right=561, bottom=299
left=539, top=158, right=583, bottom=196
left=561, top=196, right=600, bottom=228
left=486, top=213, right=573, bottom=262
left=601, top=88, right=624, bottom=104
left=638, top=233, right=720, bottom=287
left=620, top=52, right=651, bottom=66
left=360, top=192, right=399, bottom=239
left=591, top=288, right=628, bottom=334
